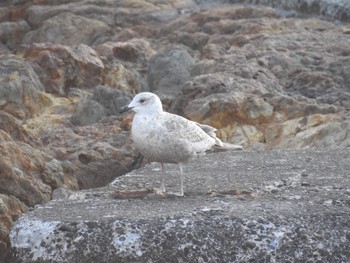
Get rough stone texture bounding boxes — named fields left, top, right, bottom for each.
left=0, top=20, right=30, bottom=49
left=23, top=12, right=110, bottom=46
left=0, top=129, right=51, bottom=207
left=23, top=43, right=105, bottom=95
left=0, top=111, right=35, bottom=142
left=223, top=0, right=350, bottom=23
left=165, top=8, right=350, bottom=149
left=147, top=47, right=194, bottom=95
left=8, top=150, right=350, bottom=262
left=38, top=115, right=141, bottom=189
left=92, top=86, right=132, bottom=116
left=0, top=0, right=349, bottom=261
left=0, top=194, right=26, bottom=258
left=70, top=98, right=107, bottom=126
left=0, top=55, right=52, bottom=120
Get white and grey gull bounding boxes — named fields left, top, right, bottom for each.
left=120, top=92, right=242, bottom=196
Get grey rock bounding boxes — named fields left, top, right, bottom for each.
left=74, top=152, right=138, bottom=189
left=92, top=85, right=132, bottom=116
left=70, top=98, right=107, bottom=126
left=216, top=0, right=350, bottom=22
left=42, top=159, right=65, bottom=188
left=146, top=8, right=179, bottom=23
left=39, top=114, right=139, bottom=190
left=52, top=188, right=74, bottom=200
left=147, top=46, right=194, bottom=96
left=23, top=12, right=110, bottom=46
left=25, top=4, right=73, bottom=28
left=0, top=20, right=30, bottom=49
left=9, top=150, right=350, bottom=262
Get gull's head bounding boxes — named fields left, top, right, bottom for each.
left=120, top=92, right=163, bottom=114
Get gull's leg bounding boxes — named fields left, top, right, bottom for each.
left=148, top=166, right=155, bottom=190
left=179, top=163, right=184, bottom=197
left=160, top=162, right=166, bottom=192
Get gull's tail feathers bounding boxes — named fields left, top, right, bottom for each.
left=213, top=142, right=244, bottom=151
left=196, top=123, right=243, bottom=151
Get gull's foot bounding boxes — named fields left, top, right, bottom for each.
left=112, top=189, right=154, bottom=199
left=166, top=190, right=185, bottom=197
left=154, top=188, right=167, bottom=197
left=153, top=188, right=185, bottom=197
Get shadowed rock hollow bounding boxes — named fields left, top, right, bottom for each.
left=0, top=0, right=350, bottom=261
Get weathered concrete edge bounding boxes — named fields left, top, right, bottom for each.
left=8, top=150, right=350, bottom=262
left=9, top=208, right=350, bottom=263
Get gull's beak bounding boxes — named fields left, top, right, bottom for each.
left=119, top=105, right=133, bottom=114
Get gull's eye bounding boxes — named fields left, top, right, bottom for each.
left=139, top=98, right=146, bottom=104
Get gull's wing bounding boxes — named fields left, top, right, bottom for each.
left=160, top=112, right=243, bottom=151
left=160, top=112, right=218, bottom=151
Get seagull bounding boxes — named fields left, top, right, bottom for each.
left=120, top=92, right=242, bottom=196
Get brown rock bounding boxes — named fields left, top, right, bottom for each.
left=0, top=194, right=27, bottom=261
left=94, top=38, right=155, bottom=66
left=169, top=31, right=210, bottom=51
left=0, top=8, right=10, bottom=23
left=166, top=9, right=350, bottom=149
left=94, top=39, right=155, bottom=93
left=0, top=130, right=51, bottom=207
left=102, top=63, right=140, bottom=93
left=112, top=39, right=155, bottom=63
left=23, top=43, right=105, bottom=95
left=0, top=111, right=35, bottom=142
left=265, top=114, right=350, bottom=149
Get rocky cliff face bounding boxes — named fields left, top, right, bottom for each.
left=0, top=0, right=350, bottom=261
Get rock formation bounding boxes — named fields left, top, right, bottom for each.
left=0, top=0, right=349, bottom=261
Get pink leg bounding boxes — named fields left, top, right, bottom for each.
left=160, top=162, right=166, bottom=192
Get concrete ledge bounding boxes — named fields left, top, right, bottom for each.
left=9, top=150, right=350, bottom=262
